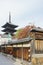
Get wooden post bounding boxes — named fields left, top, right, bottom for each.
left=33, top=33, right=35, bottom=54
left=22, top=43, right=23, bottom=63
left=30, top=40, right=33, bottom=62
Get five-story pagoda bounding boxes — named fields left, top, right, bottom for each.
left=2, top=12, right=18, bottom=36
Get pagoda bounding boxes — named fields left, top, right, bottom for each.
left=2, top=12, right=18, bottom=36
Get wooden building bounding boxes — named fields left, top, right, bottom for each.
left=1, top=37, right=32, bottom=62
left=30, top=28, right=43, bottom=65
left=1, top=26, right=43, bottom=63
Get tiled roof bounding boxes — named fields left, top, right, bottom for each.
left=31, top=28, right=43, bottom=32
left=8, top=37, right=32, bottom=44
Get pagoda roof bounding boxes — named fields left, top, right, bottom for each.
left=4, top=32, right=13, bottom=34
left=2, top=28, right=17, bottom=33
left=2, top=22, right=18, bottom=28
left=3, top=27, right=17, bottom=30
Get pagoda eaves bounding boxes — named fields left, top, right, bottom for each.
left=2, top=22, right=18, bottom=28
left=2, top=28, right=17, bottom=32
left=2, top=13, right=18, bottom=35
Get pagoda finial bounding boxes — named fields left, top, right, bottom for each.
left=9, top=12, right=11, bottom=23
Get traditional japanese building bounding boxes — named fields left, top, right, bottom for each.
left=1, top=25, right=43, bottom=64
left=30, top=27, right=43, bottom=65
left=2, top=12, right=18, bottom=35
left=1, top=37, right=32, bottom=62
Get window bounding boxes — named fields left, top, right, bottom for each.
left=35, top=40, right=43, bottom=54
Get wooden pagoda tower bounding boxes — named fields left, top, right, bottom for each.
left=2, top=12, right=18, bottom=35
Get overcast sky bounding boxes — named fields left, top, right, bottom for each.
left=0, top=0, right=43, bottom=34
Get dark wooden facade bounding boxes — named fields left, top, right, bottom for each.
left=13, top=47, right=30, bottom=60
left=1, top=38, right=32, bottom=62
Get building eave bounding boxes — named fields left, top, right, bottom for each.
left=8, top=37, right=32, bottom=44
left=31, top=28, right=43, bottom=33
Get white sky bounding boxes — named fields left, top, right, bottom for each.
left=0, top=0, right=43, bottom=34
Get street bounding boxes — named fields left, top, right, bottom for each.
left=0, top=53, right=22, bottom=65
left=0, top=53, right=16, bottom=65
left=0, top=53, right=31, bottom=65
